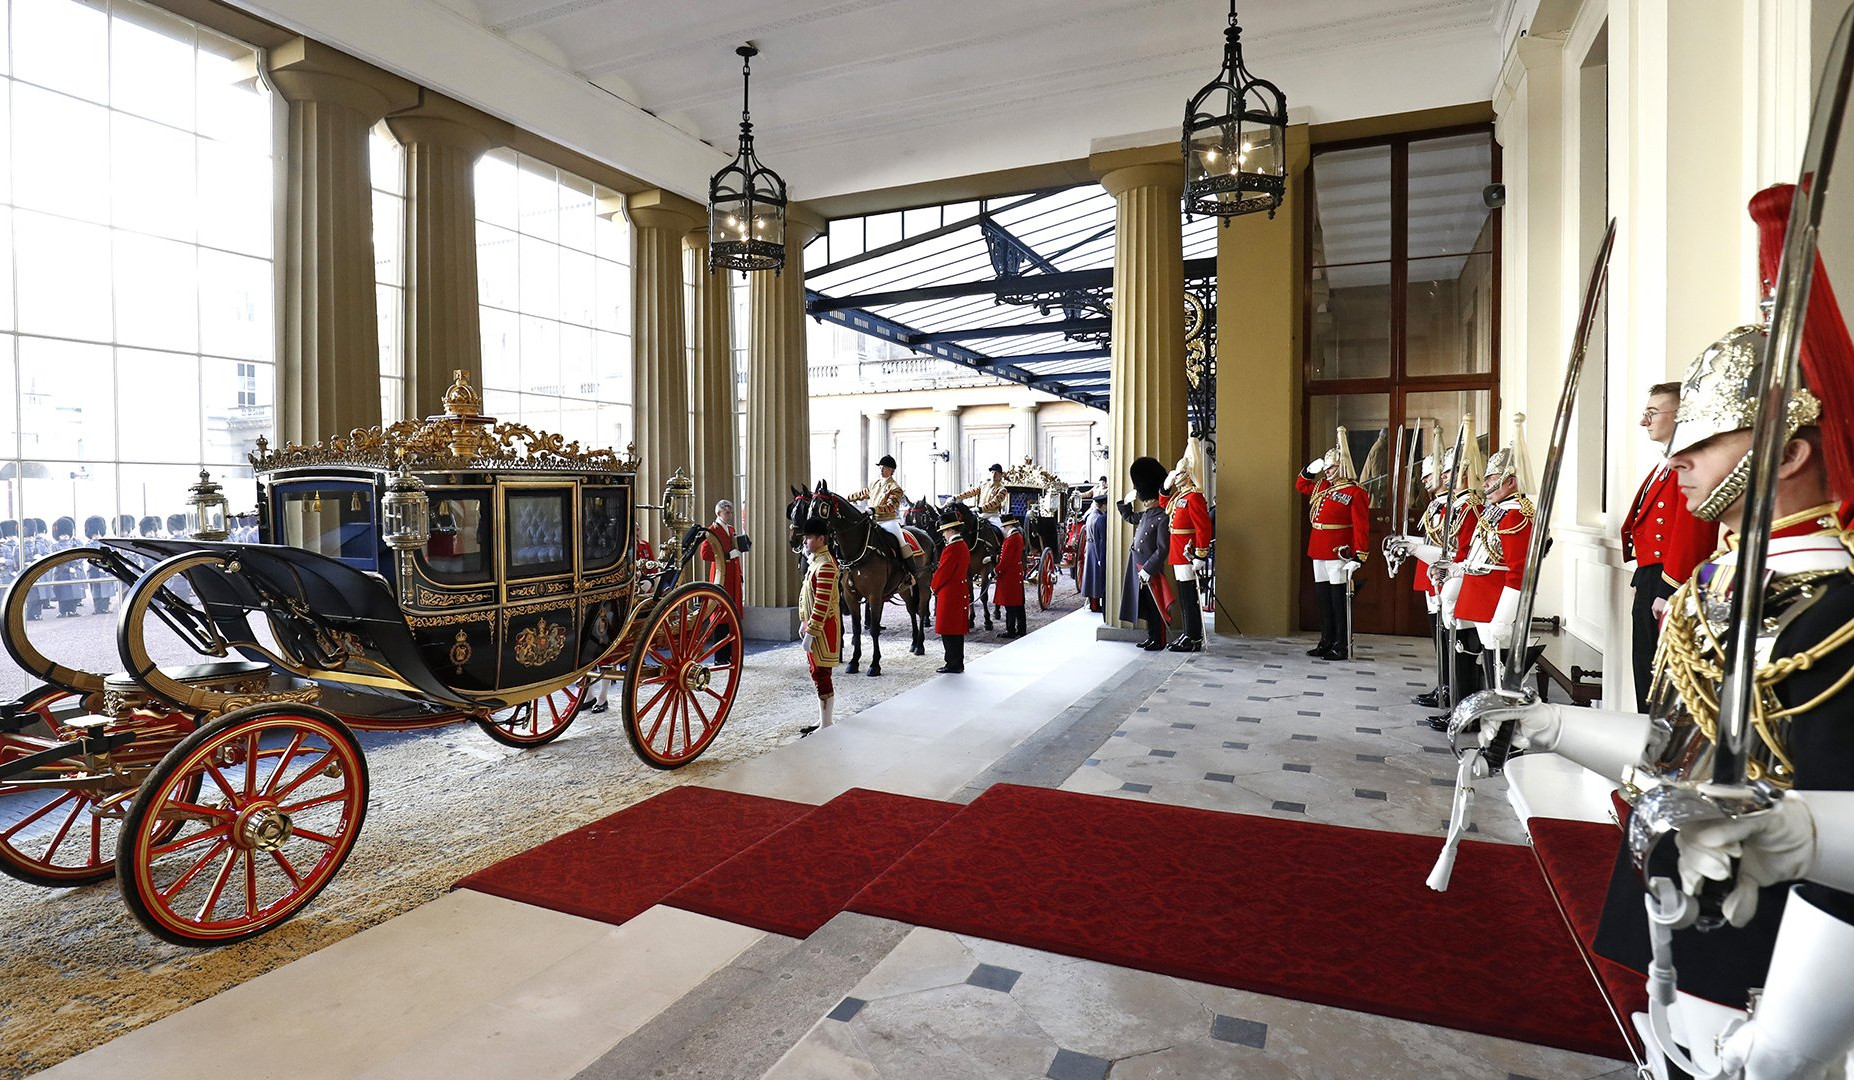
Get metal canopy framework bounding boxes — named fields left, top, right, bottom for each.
left=803, top=185, right=1219, bottom=410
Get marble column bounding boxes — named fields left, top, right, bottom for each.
left=626, top=190, right=703, bottom=507
left=685, top=230, right=737, bottom=514
left=936, top=405, right=963, bottom=499
left=866, top=408, right=890, bottom=473
left=742, top=213, right=823, bottom=633
left=1098, top=161, right=1187, bottom=632
left=384, top=95, right=506, bottom=421
left=1012, top=403, right=1039, bottom=466
left=266, top=39, right=416, bottom=444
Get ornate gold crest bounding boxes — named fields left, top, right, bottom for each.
left=512, top=617, right=567, bottom=668
left=449, top=630, right=473, bottom=672
left=1003, top=457, right=1065, bottom=490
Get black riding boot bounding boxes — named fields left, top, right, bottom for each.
left=1320, top=583, right=1349, bottom=661
left=1308, top=582, right=1334, bottom=656
left=1428, top=629, right=1485, bottom=731
left=1169, top=579, right=1203, bottom=651
left=1415, top=613, right=1445, bottom=707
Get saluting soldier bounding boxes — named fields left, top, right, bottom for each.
left=1294, top=430, right=1370, bottom=660
left=1164, top=439, right=1213, bottom=652
left=1452, top=418, right=1535, bottom=686
left=931, top=518, right=970, bottom=673
left=954, top=463, right=1010, bottom=527
left=1466, top=185, right=1854, bottom=1076
left=848, top=454, right=909, bottom=544
left=994, top=512, right=1026, bottom=639
left=1622, top=383, right=1719, bottom=710
left=797, top=515, right=842, bottom=735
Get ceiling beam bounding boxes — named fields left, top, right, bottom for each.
left=807, top=255, right=1217, bottom=313
left=910, top=317, right=1111, bottom=344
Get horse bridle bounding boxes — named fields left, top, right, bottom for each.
left=813, top=492, right=878, bottom=569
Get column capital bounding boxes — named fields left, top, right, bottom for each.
left=266, top=37, right=418, bottom=121
left=787, top=204, right=828, bottom=249
left=625, top=188, right=705, bottom=234
left=936, top=404, right=964, bottom=416
left=865, top=408, right=890, bottom=420
left=1098, top=161, right=1185, bottom=200
left=385, top=93, right=509, bottom=160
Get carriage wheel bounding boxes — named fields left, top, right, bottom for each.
left=0, top=686, right=126, bottom=886
left=117, top=705, right=367, bottom=947
left=474, top=677, right=590, bottom=748
left=1036, top=549, right=1057, bottom=611
left=622, top=583, right=742, bottom=769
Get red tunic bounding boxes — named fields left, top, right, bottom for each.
left=635, top=538, right=654, bottom=562
left=1456, top=500, right=1532, bottom=623
left=1414, top=495, right=1478, bottom=594
left=1622, top=464, right=1719, bottom=589
left=1295, top=475, right=1371, bottom=559
left=994, top=530, right=1025, bottom=606
left=700, top=522, right=743, bottom=607
left=932, top=538, right=971, bottom=635
left=1166, top=489, right=1212, bottom=565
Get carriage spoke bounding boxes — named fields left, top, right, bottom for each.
left=195, top=844, right=240, bottom=920
left=38, top=795, right=84, bottom=865
left=244, top=733, right=258, bottom=801
left=270, top=847, right=303, bottom=887
left=636, top=680, right=675, bottom=723
left=688, top=692, right=712, bottom=737
left=202, top=762, right=244, bottom=806
left=243, top=849, right=258, bottom=918
left=2, top=789, right=81, bottom=838
left=150, top=821, right=232, bottom=858
left=268, top=748, right=337, bottom=803
left=279, top=788, right=350, bottom=815
left=261, top=732, right=309, bottom=796
left=289, top=826, right=341, bottom=847
left=162, top=838, right=231, bottom=902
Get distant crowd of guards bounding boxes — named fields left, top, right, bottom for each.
left=0, top=511, right=260, bottom=619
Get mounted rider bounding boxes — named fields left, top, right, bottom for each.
left=848, top=455, right=909, bottom=544
left=955, top=463, right=1011, bottom=528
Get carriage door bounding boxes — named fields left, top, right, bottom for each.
left=500, top=484, right=580, bottom=689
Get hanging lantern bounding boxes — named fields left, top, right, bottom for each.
left=1182, top=2, right=1288, bottom=222
left=185, top=469, right=230, bottom=541
left=708, top=44, right=789, bottom=274
left=382, top=465, right=430, bottom=553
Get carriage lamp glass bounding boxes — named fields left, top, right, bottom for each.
left=185, top=469, right=230, bottom=541
left=708, top=44, right=788, bottom=274
left=661, top=468, right=696, bottom=534
left=382, top=466, right=430, bottom=552
left=1182, top=1, right=1288, bottom=222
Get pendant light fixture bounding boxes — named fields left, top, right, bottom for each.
left=1182, top=2, right=1287, bottom=222
left=708, top=44, right=789, bottom=273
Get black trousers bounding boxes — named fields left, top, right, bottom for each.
left=1177, top=578, right=1203, bottom=640
left=941, top=634, right=965, bottom=672
left=1138, top=590, right=1162, bottom=645
left=1453, top=626, right=1486, bottom=699
left=1630, top=565, right=1667, bottom=713
left=1003, top=605, right=1025, bottom=636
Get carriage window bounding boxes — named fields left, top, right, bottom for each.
left=424, top=492, right=492, bottom=584
left=582, top=486, right=626, bottom=570
left=276, top=483, right=377, bottom=569
left=507, top=489, right=572, bottom=577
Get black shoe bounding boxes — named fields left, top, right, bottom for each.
left=588, top=701, right=608, bottom=714
left=1306, top=642, right=1331, bottom=657
left=1424, top=714, right=1451, bottom=732
left=1317, top=647, right=1348, bottom=661
left=936, top=665, right=964, bottom=673
left=798, top=725, right=819, bottom=738
left=1167, top=637, right=1202, bottom=653
left=1138, top=639, right=1166, bottom=651
left=1414, top=689, right=1443, bottom=708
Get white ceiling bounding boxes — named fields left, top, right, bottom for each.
left=229, top=0, right=1506, bottom=207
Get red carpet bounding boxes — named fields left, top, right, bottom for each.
left=1530, top=817, right=1648, bottom=1052
left=665, top=787, right=962, bottom=938
left=456, top=785, right=810, bottom=925
left=847, top=784, right=1632, bottom=1060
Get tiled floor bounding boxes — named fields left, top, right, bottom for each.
left=41, top=619, right=1632, bottom=1080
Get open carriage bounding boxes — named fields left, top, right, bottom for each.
left=0, top=374, right=743, bottom=945
left=1001, top=460, right=1068, bottom=612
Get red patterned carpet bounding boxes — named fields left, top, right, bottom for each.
left=847, top=784, right=1632, bottom=1060
left=665, top=787, right=963, bottom=938
left=456, top=785, right=811, bottom=925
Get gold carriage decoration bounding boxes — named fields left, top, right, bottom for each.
left=0, top=370, right=745, bottom=948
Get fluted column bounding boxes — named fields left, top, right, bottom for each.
left=1012, top=403, right=1039, bottom=465
left=685, top=230, right=737, bottom=513
left=626, top=190, right=703, bottom=506
left=1099, top=162, right=1187, bottom=631
left=742, top=214, right=823, bottom=630
left=266, top=39, right=416, bottom=444
left=385, top=96, right=506, bottom=421
left=936, top=405, right=963, bottom=499
left=866, top=408, right=890, bottom=474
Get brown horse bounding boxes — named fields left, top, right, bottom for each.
left=785, top=484, right=931, bottom=675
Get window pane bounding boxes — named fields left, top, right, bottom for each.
left=1398, top=389, right=1492, bottom=533
left=559, top=246, right=593, bottom=327
left=0, top=211, right=13, bottom=332
left=13, top=85, right=108, bottom=220
left=117, top=348, right=199, bottom=462
left=196, top=138, right=271, bottom=255
left=559, top=323, right=592, bottom=397
left=519, top=234, right=559, bottom=320
left=373, top=190, right=402, bottom=288
left=481, top=306, right=518, bottom=390
left=519, top=315, right=560, bottom=394
left=111, top=6, right=196, bottom=128
left=1307, top=393, right=1392, bottom=509
left=276, top=481, right=376, bottom=568
left=198, top=248, right=272, bottom=361
left=114, top=231, right=199, bottom=353
left=1406, top=252, right=1495, bottom=376
left=1310, top=145, right=1391, bottom=267
left=377, top=283, right=401, bottom=389
left=14, top=0, right=107, bottom=102
left=202, top=356, right=269, bottom=466
left=475, top=150, right=518, bottom=229
left=369, top=126, right=402, bottom=196
left=477, top=223, right=518, bottom=311
left=558, top=174, right=595, bottom=252
left=594, top=257, right=629, bottom=331
left=505, top=489, right=569, bottom=576
left=195, top=44, right=264, bottom=148
left=517, top=160, right=558, bottom=242
left=595, top=330, right=631, bottom=404
left=20, top=337, right=113, bottom=460
left=113, top=111, right=197, bottom=241
left=1408, top=133, right=1494, bottom=260
left=1309, top=260, right=1390, bottom=380
left=422, top=490, right=492, bottom=583
left=16, top=212, right=112, bottom=340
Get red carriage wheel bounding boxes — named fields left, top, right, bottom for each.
left=622, top=583, right=742, bottom=769
left=0, top=686, right=196, bottom=887
left=1036, top=549, right=1057, bottom=611
left=474, top=677, right=589, bottom=748
left=117, top=704, right=367, bottom=947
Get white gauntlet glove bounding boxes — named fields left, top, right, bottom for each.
left=1677, top=796, right=1819, bottom=928
left=1471, top=701, right=1650, bottom=781
left=800, top=632, right=814, bottom=653
left=1479, top=587, right=1521, bottom=649
left=1304, top=456, right=1328, bottom=475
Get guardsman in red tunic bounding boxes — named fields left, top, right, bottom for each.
left=797, top=515, right=843, bottom=734
left=1165, top=439, right=1213, bottom=652
left=1294, top=429, right=1371, bottom=660
left=932, top=518, right=971, bottom=673
left=993, top=512, right=1026, bottom=639
left=1394, top=448, right=1481, bottom=708
left=699, top=499, right=745, bottom=609
left=1455, top=420, right=1535, bottom=687
left=1621, top=384, right=1720, bottom=710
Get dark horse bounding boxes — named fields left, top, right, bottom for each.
left=786, top=484, right=932, bottom=675
left=934, top=499, right=1003, bottom=631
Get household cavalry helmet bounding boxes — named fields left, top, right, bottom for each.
left=1483, top=413, right=1535, bottom=495
left=1320, top=427, right=1358, bottom=480
left=1166, top=437, right=1206, bottom=495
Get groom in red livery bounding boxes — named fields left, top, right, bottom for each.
left=994, top=513, right=1026, bottom=639
left=932, top=518, right=971, bottom=673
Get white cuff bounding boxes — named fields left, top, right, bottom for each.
left=1793, top=790, right=1854, bottom=895
left=1550, top=706, right=1653, bottom=782
left=1749, top=887, right=1854, bottom=1068
left=1409, top=541, right=1445, bottom=564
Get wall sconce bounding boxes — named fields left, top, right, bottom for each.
left=930, top=442, right=950, bottom=462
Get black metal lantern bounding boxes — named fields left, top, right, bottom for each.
left=708, top=44, right=789, bottom=274
left=1182, top=2, right=1287, bottom=222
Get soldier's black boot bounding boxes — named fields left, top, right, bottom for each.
left=1308, top=583, right=1334, bottom=656
left=1318, top=583, right=1348, bottom=660
left=1170, top=581, right=1203, bottom=651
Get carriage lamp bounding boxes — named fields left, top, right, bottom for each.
left=185, top=469, right=230, bottom=541
left=382, top=466, right=430, bottom=552
left=1182, top=1, right=1288, bottom=222
left=707, top=44, right=788, bottom=274
left=661, top=468, right=696, bottom=534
